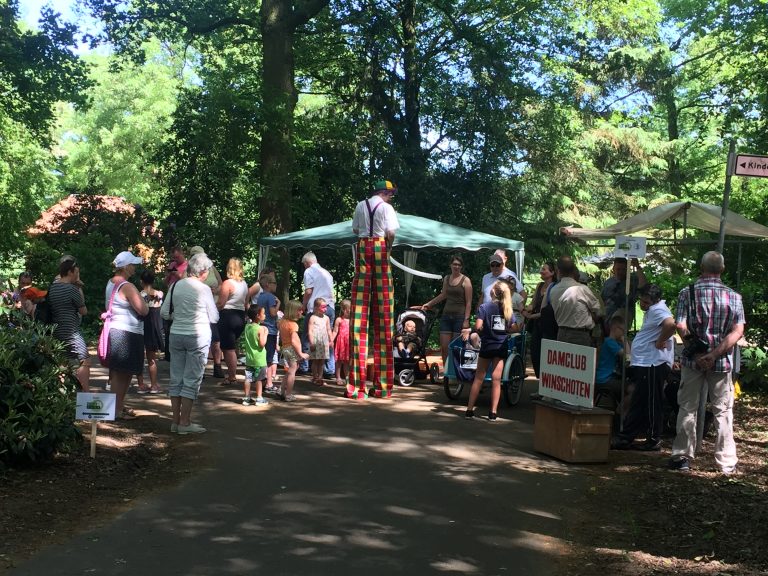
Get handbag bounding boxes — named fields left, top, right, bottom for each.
left=682, top=284, right=709, bottom=360
left=98, top=281, right=128, bottom=367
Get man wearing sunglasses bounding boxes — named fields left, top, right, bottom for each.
left=481, top=250, right=526, bottom=310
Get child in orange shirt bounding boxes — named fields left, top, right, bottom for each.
left=278, top=300, right=309, bottom=402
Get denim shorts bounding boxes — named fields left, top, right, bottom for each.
left=439, top=314, right=465, bottom=334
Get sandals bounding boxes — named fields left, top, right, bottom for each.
left=118, top=407, right=138, bottom=421
left=313, top=378, right=324, bottom=386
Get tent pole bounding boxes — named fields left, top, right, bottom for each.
left=717, top=140, right=736, bottom=253
left=737, top=242, right=743, bottom=290
left=619, top=264, right=631, bottom=433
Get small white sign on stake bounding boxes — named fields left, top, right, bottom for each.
left=76, top=392, right=116, bottom=458
left=76, top=392, right=116, bottom=421
left=614, top=235, right=646, bottom=259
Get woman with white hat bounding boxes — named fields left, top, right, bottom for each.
left=105, top=251, right=149, bottom=419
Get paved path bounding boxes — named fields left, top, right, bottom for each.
left=12, top=361, right=583, bottom=576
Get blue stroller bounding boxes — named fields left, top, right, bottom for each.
left=442, top=332, right=526, bottom=406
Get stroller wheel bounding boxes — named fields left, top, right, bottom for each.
left=443, top=376, right=464, bottom=400
left=398, top=369, right=415, bottom=387
left=502, top=354, right=525, bottom=406
left=429, top=362, right=440, bottom=384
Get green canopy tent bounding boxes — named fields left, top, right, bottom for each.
left=259, top=213, right=525, bottom=303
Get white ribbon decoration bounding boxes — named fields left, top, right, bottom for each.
left=389, top=255, right=442, bottom=280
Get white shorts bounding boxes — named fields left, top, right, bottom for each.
left=245, top=366, right=268, bottom=382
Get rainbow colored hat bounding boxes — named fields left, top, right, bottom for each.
left=373, top=179, right=397, bottom=193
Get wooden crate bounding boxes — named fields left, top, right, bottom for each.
left=532, top=398, right=613, bottom=463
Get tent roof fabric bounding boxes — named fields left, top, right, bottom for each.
left=261, top=214, right=524, bottom=252
left=561, top=201, right=768, bottom=240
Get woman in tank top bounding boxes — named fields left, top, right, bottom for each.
left=419, top=254, right=473, bottom=374
left=217, top=257, right=249, bottom=385
left=105, top=251, right=149, bottom=419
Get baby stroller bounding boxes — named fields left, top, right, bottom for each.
left=442, top=332, right=527, bottom=406
left=392, top=308, right=439, bottom=386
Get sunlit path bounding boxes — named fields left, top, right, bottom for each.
left=10, top=359, right=581, bottom=576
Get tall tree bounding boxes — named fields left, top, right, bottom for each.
left=57, top=41, right=182, bottom=207
left=0, top=0, right=90, bottom=140
left=0, top=111, right=59, bottom=258
left=83, top=0, right=330, bottom=235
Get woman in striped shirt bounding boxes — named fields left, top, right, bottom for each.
left=47, top=258, right=89, bottom=391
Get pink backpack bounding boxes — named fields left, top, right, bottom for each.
left=98, top=281, right=127, bottom=367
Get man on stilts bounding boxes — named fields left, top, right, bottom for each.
left=347, top=180, right=400, bottom=400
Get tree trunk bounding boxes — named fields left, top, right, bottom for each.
left=399, top=0, right=427, bottom=209
left=662, top=87, right=683, bottom=199
left=260, top=0, right=296, bottom=236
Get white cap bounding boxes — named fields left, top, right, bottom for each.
left=113, top=251, right=143, bottom=268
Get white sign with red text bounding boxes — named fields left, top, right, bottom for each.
left=539, top=339, right=597, bottom=408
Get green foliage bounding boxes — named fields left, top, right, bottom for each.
left=57, top=42, right=182, bottom=208
left=0, top=1, right=90, bottom=139
left=0, top=311, right=82, bottom=466
left=0, top=111, right=59, bottom=259
left=740, top=347, right=768, bottom=394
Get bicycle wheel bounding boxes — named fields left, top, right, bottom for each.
left=443, top=376, right=464, bottom=400
left=502, top=353, right=525, bottom=406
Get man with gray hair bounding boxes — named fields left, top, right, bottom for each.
left=299, top=251, right=335, bottom=377
left=669, top=251, right=745, bottom=474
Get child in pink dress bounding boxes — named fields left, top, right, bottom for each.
left=331, top=299, right=351, bottom=386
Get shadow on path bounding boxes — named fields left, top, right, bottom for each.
left=12, top=361, right=583, bottom=576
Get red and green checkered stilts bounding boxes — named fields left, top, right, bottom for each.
left=348, top=237, right=394, bottom=399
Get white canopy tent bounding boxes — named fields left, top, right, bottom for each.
left=561, top=201, right=768, bottom=240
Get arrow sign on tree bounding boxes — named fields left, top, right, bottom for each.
left=734, top=154, right=768, bottom=178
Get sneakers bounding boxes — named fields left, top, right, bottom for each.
left=176, top=423, right=207, bottom=435
left=264, top=385, right=280, bottom=394
left=254, top=397, right=269, bottom=405
left=137, top=387, right=150, bottom=395
left=635, top=439, right=662, bottom=452
left=170, top=422, right=178, bottom=433
left=488, top=412, right=498, bottom=422
left=721, top=465, right=738, bottom=476
left=465, top=409, right=475, bottom=419
left=282, top=394, right=297, bottom=402
left=242, top=396, right=254, bottom=406
left=610, top=437, right=633, bottom=450
left=668, top=457, right=690, bottom=472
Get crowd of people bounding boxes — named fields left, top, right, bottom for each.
left=8, top=190, right=744, bottom=472
left=529, top=251, right=743, bottom=475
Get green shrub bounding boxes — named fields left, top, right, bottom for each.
left=740, top=346, right=768, bottom=393
left=0, top=310, right=82, bottom=466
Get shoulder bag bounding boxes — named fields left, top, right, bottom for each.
left=98, top=281, right=128, bottom=367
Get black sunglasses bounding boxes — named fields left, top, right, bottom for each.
left=490, top=262, right=502, bottom=267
